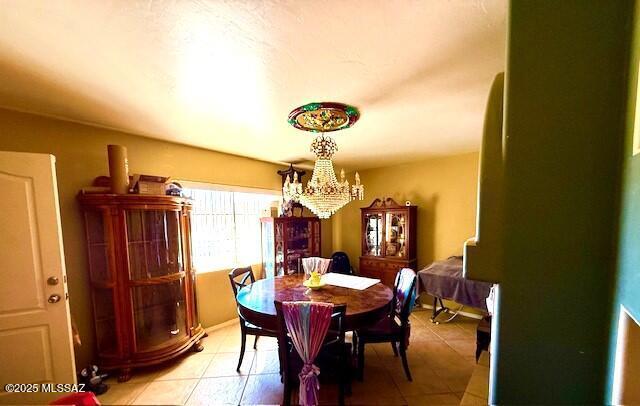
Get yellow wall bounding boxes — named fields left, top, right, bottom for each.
left=0, top=108, right=333, bottom=368
left=320, top=219, right=333, bottom=259
left=0, top=105, right=476, bottom=368
left=333, top=152, right=479, bottom=312
left=335, top=152, right=479, bottom=269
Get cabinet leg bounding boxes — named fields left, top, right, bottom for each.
left=192, top=340, right=204, bottom=352
left=118, top=368, right=132, bottom=383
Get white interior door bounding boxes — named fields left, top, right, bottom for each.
left=0, top=151, right=76, bottom=404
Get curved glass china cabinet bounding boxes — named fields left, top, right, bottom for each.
left=360, top=198, right=417, bottom=287
left=78, top=193, right=204, bottom=382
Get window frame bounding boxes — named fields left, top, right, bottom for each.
left=179, top=180, right=281, bottom=274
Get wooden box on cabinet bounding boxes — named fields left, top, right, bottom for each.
left=78, top=193, right=205, bottom=382
left=359, top=198, right=417, bottom=287
left=261, top=216, right=321, bottom=278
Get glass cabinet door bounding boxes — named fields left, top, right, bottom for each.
left=85, top=210, right=111, bottom=284
left=365, top=213, right=383, bottom=256
left=261, top=220, right=275, bottom=278
left=385, top=212, right=407, bottom=258
left=93, top=288, right=118, bottom=355
left=288, top=220, right=311, bottom=252
left=85, top=210, right=119, bottom=355
left=131, top=279, right=188, bottom=351
left=126, top=210, right=184, bottom=280
left=275, top=222, right=285, bottom=275
left=125, top=209, right=188, bottom=352
left=285, top=220, right=312, bottom=274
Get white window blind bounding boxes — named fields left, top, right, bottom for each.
left=183, top=186, right=278, bottom=272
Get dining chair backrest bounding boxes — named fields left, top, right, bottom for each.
left=228, top=266, right=255, bottom=299
left=329, top=251, right=354, bottom=275
left=275, top=301, right=347, bottom=406
left=392, top=268, right=417, bottom=326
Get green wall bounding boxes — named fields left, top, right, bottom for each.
left=495, top=1, right=632, bottom=403
left=606, top=0, right=640, bottom=401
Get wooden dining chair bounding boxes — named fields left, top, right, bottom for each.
left=354, top=268, right=417, bottom=381
left=228, top=266, right=278, bottom=371
left=275, top=301, right=350, bottom=406
left=329, top=251, right=355, bottom=275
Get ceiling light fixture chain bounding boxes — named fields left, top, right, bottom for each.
left=283, top=102, right=364, bottom=219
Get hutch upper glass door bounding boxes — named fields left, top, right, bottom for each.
left=364, top=212, right=383, bottom=256
left=284, top=219, right=314, bottom=273
left=385, top=211, right=407, bottom=258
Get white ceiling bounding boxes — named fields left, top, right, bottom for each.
left=0, top=1, right=506, bottom=170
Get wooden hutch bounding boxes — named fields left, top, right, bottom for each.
left=260, top=164, right=321, bottom=278
left=359, top=198, right=417, bottom=287
left=78, top=192, right=204, bottom=382
left=261, top=216, right=321, bottom=278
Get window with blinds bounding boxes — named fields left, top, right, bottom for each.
left=182, top=186, right=279, bottom=272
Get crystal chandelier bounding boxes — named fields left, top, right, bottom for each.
left=283, top=102, right=364, bottom=219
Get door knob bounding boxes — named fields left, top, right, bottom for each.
left=48, top=294, right=61, bottom=303
left=47, top=276, right=59, bottom=285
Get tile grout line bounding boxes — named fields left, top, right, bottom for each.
left=115, top=319, right=477, bottom=405
left=381, top=346, right=462, bottom=401
left=237, top=348, right=256, bottom=406
left=369, top=343, right=412, bottom=404
left=181, top=350, right=218, bottom=405
left=125, top=381, right=151, bottom=406
left=112, top=325, right=231, bottom=405
left=387, top=360, right=408, bottom=405
left=181, top=379, right=198, bottom=406
left=380, top=319, right=474, bottom=399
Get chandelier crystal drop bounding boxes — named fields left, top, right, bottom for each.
left=283, top=102, right=364, bottom=219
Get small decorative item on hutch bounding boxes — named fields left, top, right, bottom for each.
left=78, top=182, right=204, bottom=382
left=131, top=174, right=170, bottom=195
left=360, top=198, right=417, bottom=287
left=260, top=216, right=321, bottom=278
left=166, top=181, right=183, bottom=197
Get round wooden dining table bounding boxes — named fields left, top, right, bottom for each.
left=236, top=274, right=394, bottom=331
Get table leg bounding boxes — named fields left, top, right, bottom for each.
left=430, top=297, right=450, bottom=324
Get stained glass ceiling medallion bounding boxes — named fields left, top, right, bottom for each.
left=287, top=102, right=360, bottom=132
left=283, top=102, right=364, bottom=219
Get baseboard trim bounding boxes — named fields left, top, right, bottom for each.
left=419, top=303, right=483, bottom=320
left=205, top=318, right=237, bottom=333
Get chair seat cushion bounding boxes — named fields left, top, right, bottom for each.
left=285, top=341, right=353, bottom=384
left=244, top=321, right=278, bottom=336
left=357, top=316, right=402, bottom=340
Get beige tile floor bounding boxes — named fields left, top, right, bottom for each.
left=460, top=352, right=490, bottom=405
left=98, top=308, right=479, bottom=405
